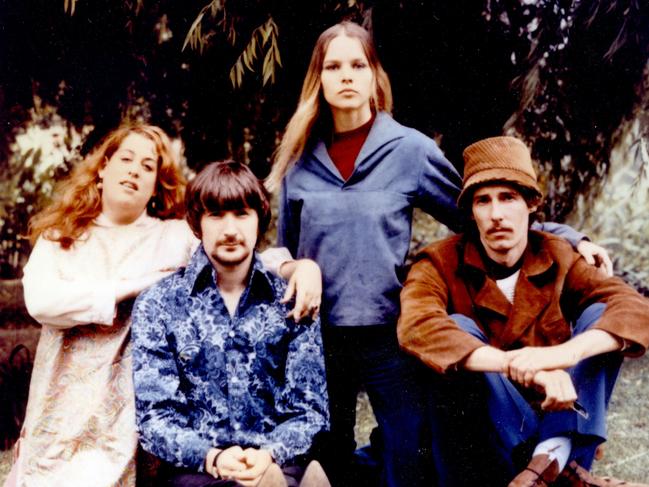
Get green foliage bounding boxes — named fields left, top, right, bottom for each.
left=566, top=89, right=649, bottom=296
left=230, top=18, right=282, bottom=87
left=485, top=0, right=649, bottom=221
left=181, top=1, right=283, bottom=88
left=0, top=104, right=82, bottom=277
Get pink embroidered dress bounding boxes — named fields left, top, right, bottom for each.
left=12, top=213, right=198, bottom=486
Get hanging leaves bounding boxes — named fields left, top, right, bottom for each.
left=183, top=1, right=226, bottom=54
left=229, top=18, right=282, bottom=88
left=182, top=2, right=282, bottom=87
left=63, top=0, right=77, bottom=15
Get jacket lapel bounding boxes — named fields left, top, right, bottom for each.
left=462, top=235, right=556, bottom=349
left=463, top=241, right=512, bottom=319
left=311, top=140, right=345, bottom=184
left=308, top=112, right=406, bottom=185
left=499, top=242, right=555, bottom=348
left=348, top=112, right=405, bottom=184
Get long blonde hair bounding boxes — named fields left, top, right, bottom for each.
left=266, top=21, right=393, bottom=192
left=28, top=125, right=186, bottom=249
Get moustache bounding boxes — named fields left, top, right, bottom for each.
left=487, top=226, right=512, bottom=235
left=217, top=237, right=244, bottom=246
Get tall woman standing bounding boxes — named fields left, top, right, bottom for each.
left=267, top=22, right=461, bottom=487
left=267, top=21, right=609, bottom=487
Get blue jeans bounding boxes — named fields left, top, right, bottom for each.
left=319, top=325, right=432, bottom=487
left=427, top=303, right=623, bottom=486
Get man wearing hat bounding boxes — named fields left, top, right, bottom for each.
left=397, top=136, right=649, bottom=486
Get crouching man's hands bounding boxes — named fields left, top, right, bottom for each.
left=504, top=345, right=580, bottom=388
left=532, top=369, right=578, bottom=411
left=206, top=446, right=274, bottom=486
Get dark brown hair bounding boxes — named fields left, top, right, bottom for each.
left=185, top=161, right=271, bottom=239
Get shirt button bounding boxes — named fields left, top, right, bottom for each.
left=233, top=422, right=241, bottom=430
left=228, top=330, right=235, bottom=338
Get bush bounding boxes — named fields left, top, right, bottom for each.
left=0, top=105, right=84, bottom=278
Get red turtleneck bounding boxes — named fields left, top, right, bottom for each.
left=328, top=115, right=375, bottom=181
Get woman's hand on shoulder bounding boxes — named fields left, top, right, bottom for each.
left=576, top=240, right=613, bottom=277
left=280, top=258, right=322, bottom=322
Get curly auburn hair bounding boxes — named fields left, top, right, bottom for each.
left=28, top=125, right=186, bottom=249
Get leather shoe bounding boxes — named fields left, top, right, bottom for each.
left=556, top=460, right=649, bottom=487
left=509, top=454, right=561, bottom=487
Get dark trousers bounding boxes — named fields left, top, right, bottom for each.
left=318, top=325, right=432, bottom=487
left=427, top=303, right=622, bottom=487
left=163, top=465, right=305, bottom=487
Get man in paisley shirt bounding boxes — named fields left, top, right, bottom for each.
left=131, top=161, right=330, bottom=487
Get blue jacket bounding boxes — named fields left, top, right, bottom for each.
left=278, top=112, right=463, bottom=327
left=278, top=112, right=585, bottom=328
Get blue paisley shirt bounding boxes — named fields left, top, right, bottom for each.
left=131, top=246, right=329, bottom=470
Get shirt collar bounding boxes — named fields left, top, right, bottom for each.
left=310, top=111, right=406, bottom=181
left=94, top=210, right=155, bottom=228
left=185, top=245, right=276, bottom=301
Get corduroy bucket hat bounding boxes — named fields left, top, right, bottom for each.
left=457, top=136, right=543, bottom=209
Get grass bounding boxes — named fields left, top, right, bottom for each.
left=1, top=345, right=648, bottom=485
left=0, top=450, right=10, bottom=481
left=591, top=353, right=649, bottom=481
left=350, top=356, right=649, bottom=483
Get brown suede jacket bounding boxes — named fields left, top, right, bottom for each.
left=398, top=231, right=649, bottom=373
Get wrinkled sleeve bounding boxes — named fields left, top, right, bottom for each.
left=260, top=318, right=329, bottom=465
left=259, top=247, right=294, bottom=276
left=398, top=253, right=485, bottom=373
left=532, top=221, right=586, bottom=249
left=22, top=237, right=117, bottom=328
left=277, top=178, right=300, bottom=257
left=415, top=139, right=464, bottom=233
left=131, top=289, right=212, bottom=470
left=563, top=257, right=649, bottom=357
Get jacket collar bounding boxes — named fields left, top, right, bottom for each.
left=461, top=231, right=554, bottom=277
left=310, top=111, right=406, bottom=184
left=461, top=231, right=556, bottom=347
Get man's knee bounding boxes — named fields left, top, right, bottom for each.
left=573, top=303, right=606, bottom=335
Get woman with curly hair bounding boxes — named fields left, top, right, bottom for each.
left=7, top=125, right=316, bottom=487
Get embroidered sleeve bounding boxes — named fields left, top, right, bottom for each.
left=131, top=285, right=212, bottom=470
left=259, top=318, right=329, bottom=465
